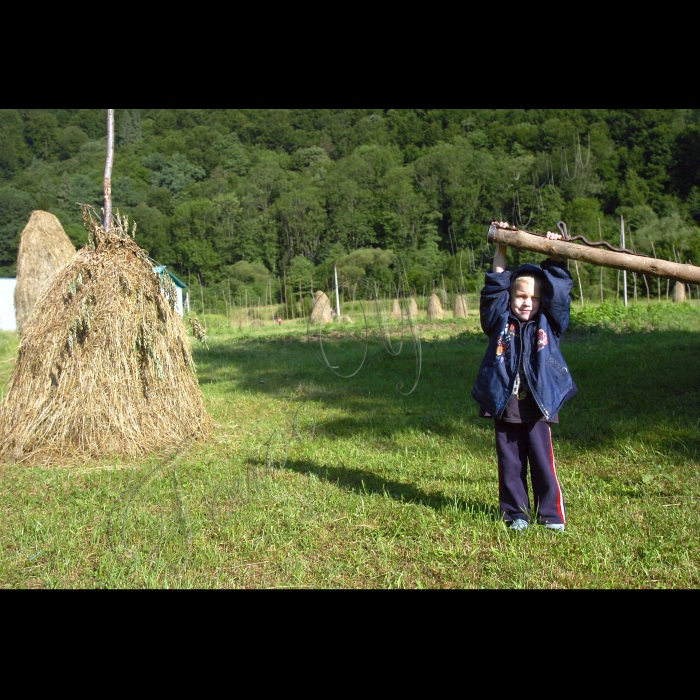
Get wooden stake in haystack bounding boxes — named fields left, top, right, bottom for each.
left=0, top=206, right=213, bottom=465
left=14, top=210, right=76, bottom=334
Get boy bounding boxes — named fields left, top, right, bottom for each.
left=471, top=222, right=577, bottom=532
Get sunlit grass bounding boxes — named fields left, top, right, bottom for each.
left=1, top=300, right=699, bottom=588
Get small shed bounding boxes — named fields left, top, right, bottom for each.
left=0, top=279, right=17, bottom=331
left=153, top=265, right=187, bottom=316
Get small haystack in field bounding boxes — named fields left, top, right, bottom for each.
left=0, top=208, right=212, bottom=465
left=309, top=290, right=332, bottom=324
left=407, top=297, right=418, bottom=319
left=14, top=210, right=76, bottom=334
left=673, top=280, right=686, bottom=303
left=453, top=294, right=468, bottom=318
left=427, top=293, right=443, bottom=320
left=390, top=298, right=401, bottom=319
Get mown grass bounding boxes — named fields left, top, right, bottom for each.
left=1, top=299, right=699, bottom=588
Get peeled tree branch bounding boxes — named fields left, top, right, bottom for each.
left=103, top=109, right=114, bottom=231
left=488, top=224, right=700, bottom=285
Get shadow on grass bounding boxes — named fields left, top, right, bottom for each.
left=193, top=323, right=700, bottom=462
left=281, top=457, right=502, bottom=521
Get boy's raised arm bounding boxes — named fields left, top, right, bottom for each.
left=491, top=221, right=509, bottom=272
left=540, top=230, right=572, bottom=334
left=493, top=243, right=507, bottom=273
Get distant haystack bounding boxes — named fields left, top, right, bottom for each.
left=453, top=294, right=468, bottom=318
left=407, top=297, right=418, bottom=319
left=309, top=290, right=332, bottom=323
left=0, top=208, right=212, bottom=465
left=427, top=293, right=443, bottom=320
left=390, top=299, right=401, bottom=319
left=14, top=210, right=76, bottom=334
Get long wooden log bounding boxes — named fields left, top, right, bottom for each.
left=488, top=225, right=700, bottom=285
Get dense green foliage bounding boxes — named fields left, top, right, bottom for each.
left=3, top=109, right=700, bottom=308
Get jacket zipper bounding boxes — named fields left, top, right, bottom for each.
left=512, top=317, right=550, bottom=421
left=497, top=316, right=523, bottom=420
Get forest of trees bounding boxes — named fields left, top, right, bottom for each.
left=2, top=108, right=700, bottom=311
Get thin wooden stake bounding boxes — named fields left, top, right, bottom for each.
left=103, top=109, right=114, bottom=230
left=574, top=259, right=584, bottom=308
left=598, top=218, right=604, bottom=302
left=652, top=242, right=660, bottom=302
left=621, top=215, right=628, bottom=307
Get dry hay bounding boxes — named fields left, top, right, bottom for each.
left=453, top=294, right=468, bottom=318
left=407, top=297, right=418, bottom=318
left=309, top=290, right=332, bottom=323
left=14, top=210, right=77, bottom=334
left=0, top=207, right=213, bottom=465
left=390, top=299, right=401, bottom=319
left=427, top=293, right=443, bottom=320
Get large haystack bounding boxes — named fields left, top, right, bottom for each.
left=14, top=210, right=76, bottom=335
left=0, top=208, right=212, bottom=465
left=309, top=290, right=332, bottom=324
left=453, top=294, right=468, bottom=318
left=427, top=293, right=443, bottom=320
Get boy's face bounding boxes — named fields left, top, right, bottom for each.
left=510, top=277, right=542, bottom=322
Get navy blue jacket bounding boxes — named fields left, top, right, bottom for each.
left=471, top=258, right=577, bottom=421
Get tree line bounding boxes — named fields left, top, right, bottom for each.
left=2, top=108, right=700, bottom=308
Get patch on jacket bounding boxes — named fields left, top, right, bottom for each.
left=495, top=322, right=515, bottom=362
left=537, top=328, right=548, bottom=350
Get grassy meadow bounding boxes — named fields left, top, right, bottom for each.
left=1, top=295, right=700, bottom=589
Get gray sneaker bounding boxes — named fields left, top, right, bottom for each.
left=544, top=523, right=565, bottom=531
left=509, top=518, right=529, bottom=532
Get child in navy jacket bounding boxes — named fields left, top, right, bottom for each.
left=471, top=222, right=577, bottom=532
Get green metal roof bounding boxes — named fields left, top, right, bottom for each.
left=153, top=265, right=187, bottom=288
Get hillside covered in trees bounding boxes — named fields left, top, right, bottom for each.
left=2, top=109, right=700, bottom=309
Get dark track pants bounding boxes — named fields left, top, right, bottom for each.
left=494, top=419, right=566, bottom=526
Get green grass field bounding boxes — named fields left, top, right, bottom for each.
left=1, top=298, right=699, bottom=588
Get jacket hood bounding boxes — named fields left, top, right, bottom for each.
left=512, top=263, right=545, bottom=281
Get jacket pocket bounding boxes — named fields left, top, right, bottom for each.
left=546, top=355, right=569, bottom=376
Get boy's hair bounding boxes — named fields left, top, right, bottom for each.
left=511, top=270, right=544, bottom=294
